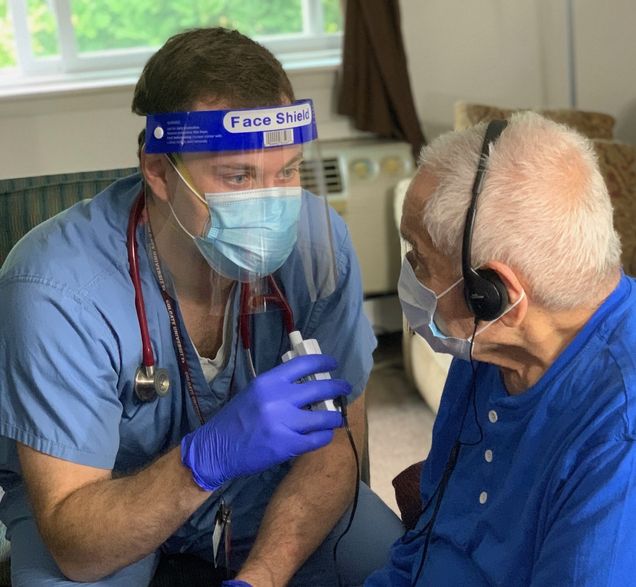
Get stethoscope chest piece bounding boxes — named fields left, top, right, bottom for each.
left=134, top=364, right=171, bottom=402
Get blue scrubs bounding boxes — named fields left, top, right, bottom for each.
left=0, top=174, right=403, bottom=586
left=367, top=275, right=636, bottom=586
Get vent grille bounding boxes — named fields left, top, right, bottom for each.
left=300, top=157, right=343, bottom=195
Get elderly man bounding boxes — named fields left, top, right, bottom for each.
left=366, top=112, right=636, bottom=585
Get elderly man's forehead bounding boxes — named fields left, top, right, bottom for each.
left=400, top=171, right=436, bottom=240
left=408, top=170, right=437, bottom=204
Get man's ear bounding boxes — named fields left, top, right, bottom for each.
left=486, top=261, right=528, bottom=326
left=140, top=152, right=173, bottom=202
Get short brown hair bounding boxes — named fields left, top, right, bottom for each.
left=132, top=27, right=295, bottom=156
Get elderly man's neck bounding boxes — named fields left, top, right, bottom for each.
left=479, top=271, right=621, bottom=395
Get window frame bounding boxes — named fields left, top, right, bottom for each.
left=2, top=0, right=342, bottom=94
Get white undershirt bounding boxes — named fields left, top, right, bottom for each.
left=193, top=294, right=233, bottom=384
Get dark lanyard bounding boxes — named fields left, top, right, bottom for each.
left=140, top=193, right=242, bottom=571
left=144, top=214, right=205, bottom=426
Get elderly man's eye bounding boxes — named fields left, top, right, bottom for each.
left=406, top=250, right=430, bottom=280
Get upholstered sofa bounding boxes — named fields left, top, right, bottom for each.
left=453, top=100, right=617, bottom=140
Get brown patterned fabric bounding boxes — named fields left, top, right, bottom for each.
left=454, top=101, right=615, bottom=140
left=593, top=139, right=636, bottom=276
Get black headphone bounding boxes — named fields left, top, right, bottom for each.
left=462, top=119, right=510, bottom=322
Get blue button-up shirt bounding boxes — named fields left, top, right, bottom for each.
left=367, top=275, right=636, bottom=586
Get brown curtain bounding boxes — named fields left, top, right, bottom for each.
left=338, top=0, right=426, bottom=158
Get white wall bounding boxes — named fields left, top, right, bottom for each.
left=574, top=0, right=636, bottom=143
left=1, top=85, right=139, bottom=178
left=1, top=0, right=634, bottom=180
left=401, top=0, right=636, bottom=144
left=0, top=68, right=362, bottom=179
left=401, top=0, right=559, bottom=139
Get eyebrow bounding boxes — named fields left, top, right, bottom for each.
left=212, top=164, right=255, bottom=174
left=283, top=152, right=304, bottom=167
left=399, top=229, right=414, bottom=245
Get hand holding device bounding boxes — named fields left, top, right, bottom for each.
left=281, top=330, right=342, bottom=412
left=181, top=354, right=351, bottom=491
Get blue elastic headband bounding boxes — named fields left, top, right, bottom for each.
left=144, top=99, right=317, bottom=153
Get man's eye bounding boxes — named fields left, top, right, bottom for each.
left=279, top=166, right=300, bottom=180
left=408, top=251, right=428, bottom=277
left=225, top=174, right=250, bottom=185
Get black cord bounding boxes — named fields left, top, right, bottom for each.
left=413, top=441, right=461, bottom=580
left=409, top=320, right=483, bottom=583
left=462, top=321, right=484, bottom=448
left=332, top=400, right=361, bottom=587
left=330, top=320, right=484, bottom=585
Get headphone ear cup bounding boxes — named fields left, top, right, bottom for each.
left=464, top=269, right=509, bottom=322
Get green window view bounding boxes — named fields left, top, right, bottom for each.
left=27, top=0, right=59, bottom=58
left=0, top=0, right=16, bottom=68
left=0, top=0, right=342, bottom=73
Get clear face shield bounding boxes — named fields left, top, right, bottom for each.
left=143, top=99, right=338, bottom=320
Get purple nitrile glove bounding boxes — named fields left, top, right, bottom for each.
left=181, top=354, right=351, bottom=491
left=221, top=581, right=253, bottom=587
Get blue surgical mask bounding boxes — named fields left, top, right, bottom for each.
left=168, top=161, right=302, bottom=280
left=197, top=187, right=302, bottom=279
left=397, top=257, right=524, bottom=361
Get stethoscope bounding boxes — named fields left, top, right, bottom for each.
left=127, top=189, right=296, bottom=404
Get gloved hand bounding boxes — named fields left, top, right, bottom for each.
left=221, top=581, right=253, bottom=587
left=181, top=354, right=351, bottom=491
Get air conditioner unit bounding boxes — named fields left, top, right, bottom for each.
left=301, top=137, right=414, bottom=297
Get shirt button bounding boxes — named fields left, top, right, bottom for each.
left=479, top=491, right=488, bottom=504
left=484, top=449, right=493, bottom=462
left=488, top=410, right=498, bottom=423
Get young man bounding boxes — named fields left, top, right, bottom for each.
left=0, top=28, right=402, bottom=586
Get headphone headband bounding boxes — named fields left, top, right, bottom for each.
left=462, top=119, right=509, bottom=322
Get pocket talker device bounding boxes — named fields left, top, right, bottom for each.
left=281, top=331, right=341, bottom=412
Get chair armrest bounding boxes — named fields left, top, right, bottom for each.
left=392, top=460, right=424, bottom=530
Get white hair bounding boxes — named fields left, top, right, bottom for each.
left=417, top=111, right=621, bottom=310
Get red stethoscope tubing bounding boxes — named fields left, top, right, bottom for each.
left=239, top=277, right=295, bottom=351
left=127, top=193, right=155, bottom=369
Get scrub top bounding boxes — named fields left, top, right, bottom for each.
left=0, top=173, right=376, bottom=554
left=367, top=274, right=636, bottom=586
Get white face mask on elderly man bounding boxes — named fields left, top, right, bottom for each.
left=397, top=257, right=525, bottom=361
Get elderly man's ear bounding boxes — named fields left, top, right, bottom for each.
left=485, top=261, right=528, bottom=326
